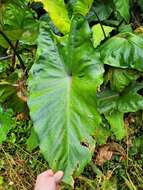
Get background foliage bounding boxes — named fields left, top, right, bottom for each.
left=1, top=0, right=143, bottom=189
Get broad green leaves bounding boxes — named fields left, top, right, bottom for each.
left=1, top=0, right=143, bottom=187
left=113, top=0, right=130, bottom=22
left=28, top=15, right=104, bottom=185
left=0, top=0, right=39, bottom=47
left=97, top=82, right=143, bottom=139
left=99, top=32, right=143, bottom=72
left=0, top=106, right=13, bottom=144
left=28, top=2, right=143, bottom=183
left=98, top=32, right=143, bottom=135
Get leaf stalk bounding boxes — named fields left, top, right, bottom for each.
left=0, top=30, right=26, bottom=71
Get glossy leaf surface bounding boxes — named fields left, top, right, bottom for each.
left=100, top=32, right=143, bottom=72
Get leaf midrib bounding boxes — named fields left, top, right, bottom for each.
left=65, top=75, right=72, bottom=165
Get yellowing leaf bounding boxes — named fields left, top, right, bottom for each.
left=34, top=0, right=70, bottom=34
left=92, top=24, right=114, bottom=48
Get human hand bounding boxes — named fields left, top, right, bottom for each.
left=34, top=170, right=64, bottom=190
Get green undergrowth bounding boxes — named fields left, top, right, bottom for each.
left=1, top=0, right=143, bottom=189
left=0, top=112, right=143, bottom=190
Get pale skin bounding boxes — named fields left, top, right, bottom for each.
left=34, top=170, right=64, bottom=190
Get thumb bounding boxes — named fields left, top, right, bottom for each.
left=54, top=171, right=64, bottom=183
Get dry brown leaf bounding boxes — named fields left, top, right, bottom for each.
left=95, top=142, right=126, bottom=166
left=95, top=145, right=113, bottom=166
left=16, top=113, right=28, bottom=121
left=134, top=26, right=143, bottom=34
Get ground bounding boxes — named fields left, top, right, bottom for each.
left=0, top=112, right=143, bottom=190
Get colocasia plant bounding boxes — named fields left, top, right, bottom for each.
left=1, top=0, right=143, bottom=186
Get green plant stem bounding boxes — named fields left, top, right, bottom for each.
left=12, top=40, right=19, bottom=69
left=0, top=30, right=26, bottom=71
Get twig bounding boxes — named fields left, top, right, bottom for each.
left=0, top=30, right=26, bottom=71
left=0, top=55, right=12, bottom=61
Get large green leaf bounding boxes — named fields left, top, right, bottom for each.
left=97, top=83, right=143, bottom=114
left=28, top=15, right=104, bottom=185
left=0, top=106, right=13, bottom=144
left=113, top=0, right=130, bottom=22
left=99, top=32, right=143, bottom=72
left=34, top=0, right=70, bottom=34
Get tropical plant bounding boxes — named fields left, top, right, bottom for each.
left=1, top=0, right=143, bottom=187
